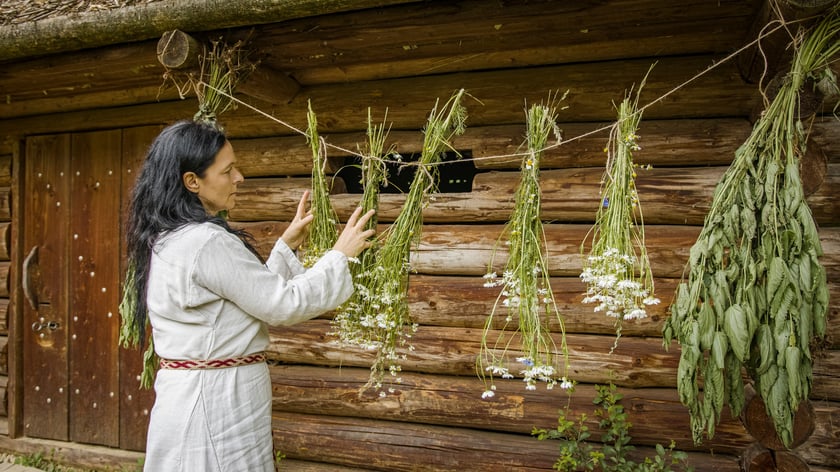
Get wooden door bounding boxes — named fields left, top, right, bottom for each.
left=21, top=127, right=157, bottom=449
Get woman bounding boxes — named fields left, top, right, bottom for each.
left=123, top=120, right=375, bottom=471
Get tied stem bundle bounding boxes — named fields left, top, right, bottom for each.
left=479, top=95, right=572, bottom=398
left=359, top=89, right=468, bottom=395
left=663, top=10, right=837, bottom=447
left=301, top=101, right=339, bottom=267
left=330, top=109, right=392, bottom=352
left=581, top=73, right=659, bottom=350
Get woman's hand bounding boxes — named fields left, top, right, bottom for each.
left=281, top=191, right=314, bottom=251
left=333, top=207, right=376, bottom=258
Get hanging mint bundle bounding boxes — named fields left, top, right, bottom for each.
left=663, top=10, right=837, bottom=446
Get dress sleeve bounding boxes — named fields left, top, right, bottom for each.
left=265, top=237, right=306, bottom=278
left=192, top=231, right=353, bottom=326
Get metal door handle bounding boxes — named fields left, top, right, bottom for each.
left=22, top=245, right=39, bottom=311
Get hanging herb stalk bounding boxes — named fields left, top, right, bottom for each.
left=331, top=109, right=392, bottom=349
left=301, top=100, right=340, bottom=267
left=581, top=73, right=659, bottom=350
left=360, top=89, right=468, bottom=395
left=479, top=94, right=572, bottom=398
left=663, top=11, right=837, bottom=447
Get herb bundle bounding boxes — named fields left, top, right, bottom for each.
left=301, top=101, right=339, bottom=267
left=331, top=109, right=391, bottom=351
left=663, top=11, right=837, bottom=446
left=479, top=97, right=572, bottom=398
left=581, top=77, right=659, bottom=349
left=359, top=89, right=468, bottom=394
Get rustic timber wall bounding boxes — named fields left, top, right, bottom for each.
left=0, top=0, right=838, bottom=470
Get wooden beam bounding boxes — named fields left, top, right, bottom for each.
left=0, top=0, right=420, bottom=62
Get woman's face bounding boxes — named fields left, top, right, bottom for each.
left=187, top=141, right=244, bottom=214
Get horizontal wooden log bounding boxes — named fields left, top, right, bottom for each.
left=272, top=410, right=741, bottom=472
left=229, top=163, right=840, bottom=226
left=238, top=221, right=840, bottom=281
left=0, top=0, right=418, bottom=63
left=0, top=298, right=8, bottom=334
left=0, top=187, right=9, bottom=222
left=0, top=55, right=758, bottom=138
left=0, top=222, right=9, bottom=260
left=0, top=262, right=8, bottom=298
left=811, top=350, right=840, bottom=402
left=256, top=0, right=755, bottom=86
left=277, top=458, right=374, bottom=472
left=0, top=154, right=10, bottom=187
left=0, top=335, right=6, bottom=376
left=268, top=364, right=752, bottom=454
left=268, top=320, right=678, bottom=388
left=813, top=117, right=840, bottom=163
left=793, top=400, right=840, bottom=468
left=228, top=118, right=752, bottom=177
left=156, top=29, right=201, bottom=70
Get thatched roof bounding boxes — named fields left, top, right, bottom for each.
left=0, top=0, right=412, bottom=63
left=1, top=0, right=162, bottom=26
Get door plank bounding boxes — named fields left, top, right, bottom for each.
left=23, top=134, right=71, bottom=441
left=117, top=126, right=160, bottom=452
left=68, top=131, right=121, bottom=447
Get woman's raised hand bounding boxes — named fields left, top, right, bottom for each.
left=280, top=191, right=314, bottom=251
left=333, top=207, right=376, bottom=258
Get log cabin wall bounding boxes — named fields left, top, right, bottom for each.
left=0, top=0, right=839, bottom=470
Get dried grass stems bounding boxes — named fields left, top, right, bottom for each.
left=162, top=37, right=256, bottom=127
left=663, top=9, right=838, bottom=447
left=330, top=109, right=393, bottom=354
left=581, top=72, right=659, bottom=351
left=479, top=94, right=572, bottom=398
left=356, top=89, right=468, bottom=395
left=301, top=101, right=339, bottom=267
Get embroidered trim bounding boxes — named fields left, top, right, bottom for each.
left=159, top=352, right=266, bottom=370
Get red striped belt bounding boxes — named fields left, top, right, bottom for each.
left=159, top=352, right=266, bottom=370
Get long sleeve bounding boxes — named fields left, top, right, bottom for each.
left=192, top=230, right=353, bottom=326
left=265, top=237, right=306, bottom=278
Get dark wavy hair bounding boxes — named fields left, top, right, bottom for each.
left=123, top=120, right=259, bottom=344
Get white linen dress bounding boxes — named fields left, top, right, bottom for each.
left=143, top=222, right=353, bottom=472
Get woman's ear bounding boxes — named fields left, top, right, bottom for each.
left=182, top=172, right=200, bottom=194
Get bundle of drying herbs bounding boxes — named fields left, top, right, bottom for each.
left=581, top=72, right=659, bottom=350
left=330, top=108, right=392, bottom=352
left=479, top=95, right=572, bottom=398
left=163, top=37, right=255, bottom=127
left=301, top=100, right=339, bottom=267
left=358, top=89, right=468, bottom=395
left=663, top=10, right=837, bottom=446
left=120, top=36, right=254, bottom=388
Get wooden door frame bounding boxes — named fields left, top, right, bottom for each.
left=8, top=133, right=24, bottom=438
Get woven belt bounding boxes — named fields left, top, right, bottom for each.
left=159, top=352, right=266, bottom=370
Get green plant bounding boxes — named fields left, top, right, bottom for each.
left=479, top=95, right=571, bottom=396
left=275, top=450, right=286, bottom=468
left=663, top=9, right=837, bottom=446
left=356, top=89, right=468, bottom=394
left=581, top=71, right=659, bottom=351
left=534, top=384, right=692, bottom=472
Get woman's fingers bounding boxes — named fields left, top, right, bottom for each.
left=295, top=190, right=311, bottom=220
